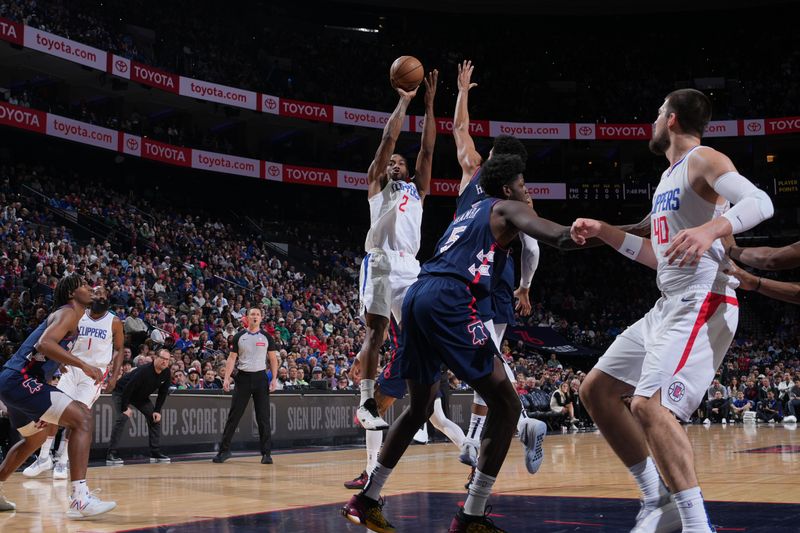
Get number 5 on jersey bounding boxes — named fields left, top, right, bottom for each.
left=653, top=215, right=669, bottom=245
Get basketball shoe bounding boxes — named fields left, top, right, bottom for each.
left=67, top=490, right=117, bottom=519
left=449, top=507, right=507, bottom=532
left=519, top=417, right=547, bottom=474
left=631, top=495, right=682, bottom=533
left=23, top=454, right=53, bottom=477
left=357, top=398, right=389, bottom=430
left=344, top=471, right=369, bottom=490
left=341, top=493, right=395, bottom=533
left=459, top=437, right=479, bottom=467
left=0, top=485, right=15, bottom=512
left=53, top=460, right=69, bottom=480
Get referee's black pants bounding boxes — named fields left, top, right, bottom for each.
left=219, top=371, right=272, bottom=455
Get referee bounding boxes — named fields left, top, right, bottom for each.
left=212, top=307, right=278, bottom=464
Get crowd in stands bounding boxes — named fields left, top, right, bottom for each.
left=3, top=0, right=799, bottom=122
left=0, top=154, right=799, bottom=434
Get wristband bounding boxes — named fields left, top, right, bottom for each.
left=616, top=233, right=644, bottom=261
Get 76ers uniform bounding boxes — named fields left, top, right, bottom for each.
left=399, top=198, right=507, bottom=385
left=58, top=310, right=114, bottom=408
left=595, top=146, right=739, bottom=420
left=0, top=306, right=77, bottom=436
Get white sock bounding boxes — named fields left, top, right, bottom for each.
left=365, top=429, right=383, bottom=474
left=55, top=438, right=69, bottom=463
left=363, top=462, right=393, bottom=501
left=674, top=487, right=712, bottom=532
left=40, top=437, right=55, bottom=457
left=71, top=479, right=89, bottom=500
left=464, top=469, right=496, bottom=516
left=629, top=457, right=669, bottom=507
left=360, top=379, right=375, bottom=405
left=429, top=398, right=465, bottom=448
left=467, top=414, right=486, bottom=441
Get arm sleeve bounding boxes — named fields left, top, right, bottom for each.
left=519, top=234, right=540, bottom=289
left=154, top=370, right=171, bottom=413
left=713, top=172, right=774, bottom=234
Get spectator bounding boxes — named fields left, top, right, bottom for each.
left=546, top=353, right=561, bottom=369
left=730, top=391, right=754, bottom=423
left=787, top=378, right=800, bottom=421
left=186, top=368, right=202, bottom=389
left=704, top=391, right=730, bottom=424
left=757, top=390, right=784, bottom=423
left=550, top=382, right=578, bottom=431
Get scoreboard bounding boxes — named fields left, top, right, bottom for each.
left=774, top=178, right=799, bottom=197
left=567, top=183, right=651, bottom=201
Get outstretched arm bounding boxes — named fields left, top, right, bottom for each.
left=453, top=60, right=482, bottom=194
left=496, top=200, right=571, bottom=249
left=547, top=213, right=651, bottom=251
left=726, top=263, right=800, bottom=305
left=729, top=240, right=800, bottom=271
left=514, top=234, right=540, bottom=316
left=571, top=218, right=658, bottom=270
left=367, top=87, right=418, bottom=197
left=415, top=70, right=438, bottom=200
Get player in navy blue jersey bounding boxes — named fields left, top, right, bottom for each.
left=342, top=154, right=572, bottom=533
left=0, top=275, right=116, bottom=519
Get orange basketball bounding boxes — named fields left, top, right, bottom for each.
left=390, top=56, right=424, bottom=91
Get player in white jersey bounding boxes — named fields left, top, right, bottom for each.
left=355, top=70, right=438, bottom=430
left=571, top=89, right=774, bottom=533
left=22, top=285, right=124, bottom=480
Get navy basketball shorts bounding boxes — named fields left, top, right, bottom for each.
left=399, top=275, right=498, bottom=386
left=0, top=368, right=74, bottom=437
left=377, top=316, right=407, bottom=399
left=491, top=289, right=515, bottom=328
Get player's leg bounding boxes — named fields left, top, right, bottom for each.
left=0, top=423, right=47, bottom=512
left=428, top=396, right=465, bottom=449
left=54, top=370, right=102, bottom=478
left=356, top=249, right=392, bottom=430
left=214, top=372, right=251, bottom=462
left=632, top=292, right=738, bottom=533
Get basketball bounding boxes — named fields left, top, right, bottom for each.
left=390, top=55, right=424, bottom=91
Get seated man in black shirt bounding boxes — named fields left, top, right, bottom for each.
left=106, top=349, right=172, bottom=465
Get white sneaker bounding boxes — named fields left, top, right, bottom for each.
left=356, top=399, right=389, bottom=431
left=23, top=455, right=53, bottom=478
left=631, top=496, right=682, bottom=533
left=458, top=437, right=479, bottom=467
left=703, top=418, right=711, bottom=425
left=783, top=415, right=797, bottom=423
left=0, top=490, right=15, bottom=512
left=520, top=418, right=547, bottom=474
left=67, top=490, right=117, bottom=519
left=721, top=418, right=727, bottom=425
left=412, top=425, right=428, bottom=444
left=53, top=461, right=69, bottom=480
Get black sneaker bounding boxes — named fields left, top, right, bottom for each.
left=261, top=454, right=273, bottom=464
left=449, top=506, right=507, bottom=532
left=212, top=451, right=232, bottom=463
left=150, top=452, right=171, bottom=463
left=106, top=452, right=124, bottom=466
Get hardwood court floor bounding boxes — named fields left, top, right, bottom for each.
left=1, top=423, right=798, bottom=532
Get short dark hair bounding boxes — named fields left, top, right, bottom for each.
left=53, top=274, right=81, bottom=311
left=665, top=89, right=711, bottom=138
left=492, top=135, right=528, bottom=163
left=479, top=154, right=525, bottom=198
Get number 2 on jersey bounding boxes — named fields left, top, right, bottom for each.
left=653, top=216, right=669, bottom=245
left=398, top=194, right=409, bottom=212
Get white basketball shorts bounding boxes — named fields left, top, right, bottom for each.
left=58, top=366, right=107, bottom=408
left=594, top=288, right=739, bottom=421
left=359, top=248, right=420, bottom=324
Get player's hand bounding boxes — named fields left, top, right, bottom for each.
left=570, top=218, right=602, bottom=245
left=395, top=84, right=419, bottom=100
left=665, top=226, right=716, bottom=267
left=82, top=363, right=104, bottom=385
left=457, top=60, right=477, bottom=92
left=269, top=378, right=278, bottom=392
left=104, top=377, right=118, bottom=393
left=152, top=412, right=161, bottom=423
left=514, top=287, right=532, bottom=316
left=123, top=407, right=133, bottom=417
left=724, top=262, right=759, bottom=291
left=223, top=378, right=231, bottom=392
left=423, top=69, right=438, bottom=109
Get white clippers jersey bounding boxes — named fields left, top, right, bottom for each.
left=71, top=311, right=115, bottom=368
left=364, top=179, right=423, bottom=255
left=650, top=146, right=734, bottom=294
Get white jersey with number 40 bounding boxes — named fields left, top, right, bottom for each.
left=650, top=146, right=734, bottom=294
left=364, top=179, right=423, bottom=255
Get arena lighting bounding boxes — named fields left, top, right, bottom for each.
left=324, top=24, right=380, bottom=33
left=766, top=154, right=775, bottom=163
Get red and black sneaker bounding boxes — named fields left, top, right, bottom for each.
left=448, top=507, right=507, bottom=533
left=344, top=470, right=369, bottom=490
left=341, top=493, right=395, bottom=533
